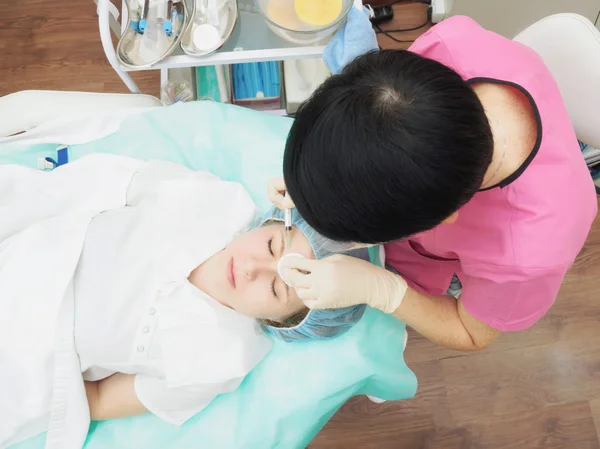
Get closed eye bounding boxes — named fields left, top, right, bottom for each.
left=268, top=237, right=274, bottom=256
left=268, top=238, right=278, bottom=298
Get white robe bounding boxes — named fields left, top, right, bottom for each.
left=0, top=156, right=271, bottom=449
left=0, top=154, right=142, bottom=449
left=74, top=161, right=272, bottom=426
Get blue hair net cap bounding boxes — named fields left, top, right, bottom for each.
left=256, top=207, right=367, bottom=342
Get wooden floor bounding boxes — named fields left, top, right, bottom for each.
left=0, top=0, right=159, bottom=96
left=2, top=1, right=600, bottom=448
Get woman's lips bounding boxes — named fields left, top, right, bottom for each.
left=227, top=257, right=236, bottom=288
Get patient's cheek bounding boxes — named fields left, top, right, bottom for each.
left=289, top=229, right=314, bottom=260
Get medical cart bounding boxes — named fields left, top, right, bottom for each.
left=96, top=0, right=362, bottom=94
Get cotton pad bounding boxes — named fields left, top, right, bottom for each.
left=277, top=252, right=305, bottom=287
left=193, top=24, right=221, bottom=53
left=294, top=0, right=343, bottom=27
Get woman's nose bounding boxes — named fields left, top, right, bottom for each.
left=244, top=257, right=278, bottom=281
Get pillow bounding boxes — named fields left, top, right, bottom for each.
left=6, top=101, right=417, bottom=449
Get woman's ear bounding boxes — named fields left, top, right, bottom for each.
left=441, top=211, right=459, bottom=225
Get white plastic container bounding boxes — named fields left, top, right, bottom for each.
left=283, top=58, right=330, bottom=114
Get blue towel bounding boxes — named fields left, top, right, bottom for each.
left=323, top=6, right=379, bottom=75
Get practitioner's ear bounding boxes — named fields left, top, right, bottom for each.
left=441, top=211, right=459, bottom=225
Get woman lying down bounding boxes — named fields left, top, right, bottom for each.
left=0, top=154, right=365, bottom=449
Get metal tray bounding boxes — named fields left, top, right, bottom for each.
left=117, top=0, right=193, bottom=69
left=180, top=0, right=238, bottom=57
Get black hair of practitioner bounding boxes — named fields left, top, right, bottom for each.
left=284, top=50, right=494, bottom=243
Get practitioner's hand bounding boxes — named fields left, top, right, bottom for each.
left=279, top=254, right=408, bottom=314
left=267, top=177, right=295, bottom=210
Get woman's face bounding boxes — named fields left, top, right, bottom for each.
left=192, top=223, right=314, bottom=321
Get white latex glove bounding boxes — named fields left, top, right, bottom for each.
left=267, top=176, right=295, bottom=210
left=279, top=254, right=408, bottom=314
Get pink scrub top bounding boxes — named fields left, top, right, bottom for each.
left=384, top=16, right=598, bottom=332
